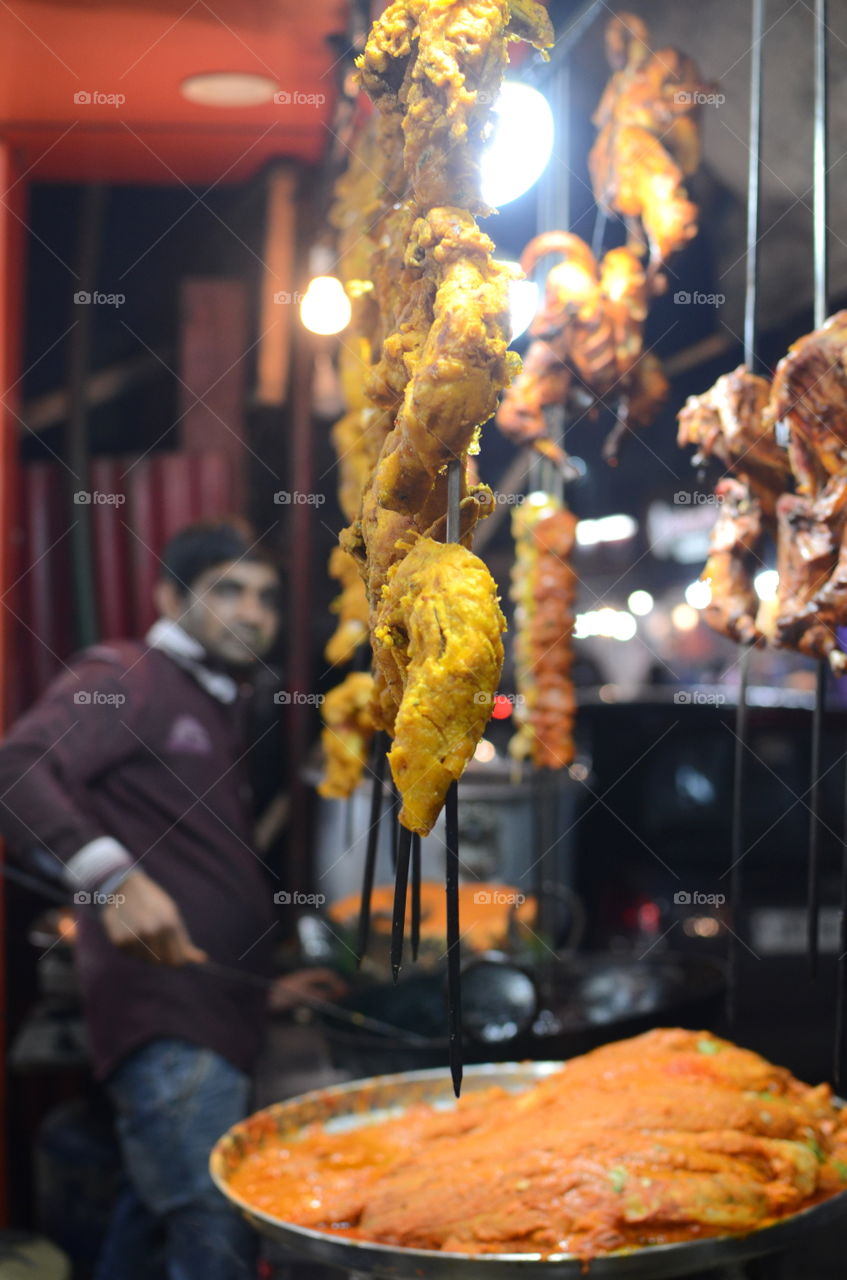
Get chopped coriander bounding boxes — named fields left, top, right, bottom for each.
left=609, top=1167, right=628, bottom=1193
left=697, top=1039, right=721, bottom=1055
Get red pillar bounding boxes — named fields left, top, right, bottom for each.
left=0, top=141, right=27, bottom=1225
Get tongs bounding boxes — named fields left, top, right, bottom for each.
left=197, top=959, right=431, bottom=1046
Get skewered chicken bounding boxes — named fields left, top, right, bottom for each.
left=677, top=366, right=790, bottom=520
left=497, top=233, right=668, bottom=461
left=359, top=0, right=553, bottom=213
left=771, top=310, right=847, bottom=497
left=699, top=479, right=765, bottom=647
left=317, top=672, right=377, bottom=800
left=678, top=316, right=847, bottom=669
left=590, top=12, right=708, bottom=279
left=325, top=546, right=369, bottom=667
left=372, top=537, right=506, bottom=835
left=509, top=496, right=578, bottom=768
left=770, top=479, right=847, bottom=672
left=228, top=1028, right=847, bottom=1261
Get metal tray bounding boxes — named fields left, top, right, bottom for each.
left=210, top=1062, right=847, bottom=1279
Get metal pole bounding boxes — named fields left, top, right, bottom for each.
left=728, top=0, right=765, bottom=1023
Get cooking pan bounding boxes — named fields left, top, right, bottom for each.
left=319, top=952, right=725, bottom=1076
left=210, top=1061, right=847, bottom=1279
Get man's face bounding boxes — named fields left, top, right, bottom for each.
left=160, top=558, right=281, bottom=667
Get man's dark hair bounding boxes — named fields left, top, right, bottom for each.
left=159, top=519, right=275, bottom=596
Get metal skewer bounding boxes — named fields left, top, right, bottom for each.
left=728, top=0, right=765, bottom=1023
left=390, top=825, right=413, bottom=982
left=445, top=457, right=464, bottom=1097
left=810, top=0, right=829, bottom=979
left=355, top=729, right=389, bottom=965
left=411, top=832, right=422, bottom=961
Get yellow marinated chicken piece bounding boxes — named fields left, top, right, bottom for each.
left=317, top=672, right=377, bottom=800
left=359, top=0, right=553, bottom=212
left=373, top=538, right=505, bottom=834
left=325, top=546, right=369, bottom=667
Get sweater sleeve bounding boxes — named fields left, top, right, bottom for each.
left=0, top=652, right=146, bottom=892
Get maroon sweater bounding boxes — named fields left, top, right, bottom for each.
left=0, top=642, right=276, bottom=1079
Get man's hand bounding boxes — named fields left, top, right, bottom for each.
left=99, top=870, right=208, bottom=966
left=268, top=967, right=348, bottom=1012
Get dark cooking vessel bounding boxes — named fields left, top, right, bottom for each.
left=320, top=952, right=725, bottom=1078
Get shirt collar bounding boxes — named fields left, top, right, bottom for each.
left=145, top=618, right=239, bottom=704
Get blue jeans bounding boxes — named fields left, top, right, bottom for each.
left=94, top=1038, right=256, bottom=1280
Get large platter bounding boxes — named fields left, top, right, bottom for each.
left=210, top=1062, right=847, bottom=1279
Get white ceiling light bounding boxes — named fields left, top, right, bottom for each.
left=299, top=276, right=352, bottom=336
left=754, top=569, right=779, bottom=601
left=481, top=81, right=554, bottom=207
left=574, top=608, right=637, bottom=642
left=180, top=72, right=279, bottom=107
left=496, top=263, right=539, bottom=342
left=684, top=579, right=712, bottom=610
left=628, top=590, right=654, bottom=616
left=576, top=514, right=637, bottom=547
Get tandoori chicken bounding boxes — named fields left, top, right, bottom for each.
left=372, top=536, right=506, bottom=835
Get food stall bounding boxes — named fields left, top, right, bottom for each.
left=3, top=1, right=847, bottom=1277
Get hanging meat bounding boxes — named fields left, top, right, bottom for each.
left=372, top=537, right=506, bottom=835
left=317, top=673, right=377, bottom=800
left=335, top=0, right=552, bottom=831
left=509, top=496, right=578, bottom=769
left=325, top=546, right=369, bottom=668
left=677, top=313, right=847, bottom=670
left=590, top=11, right=709, bottom=281
left=496, top=232, right=668, bottom=462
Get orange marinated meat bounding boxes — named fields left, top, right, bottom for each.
left=227, top=1028, right=847, bottom=1260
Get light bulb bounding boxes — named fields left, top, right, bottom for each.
left=628, top=590, right=654, bottom=616
left=481, top=81, right=554, bottom=207
left=684, top=580, right=712, bottom=610
left=299, top=276, right=351, bottom=336
left=495, top=261, right=539, bottom=341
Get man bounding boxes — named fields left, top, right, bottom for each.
left=0, top=520, right=338, bottom=1280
